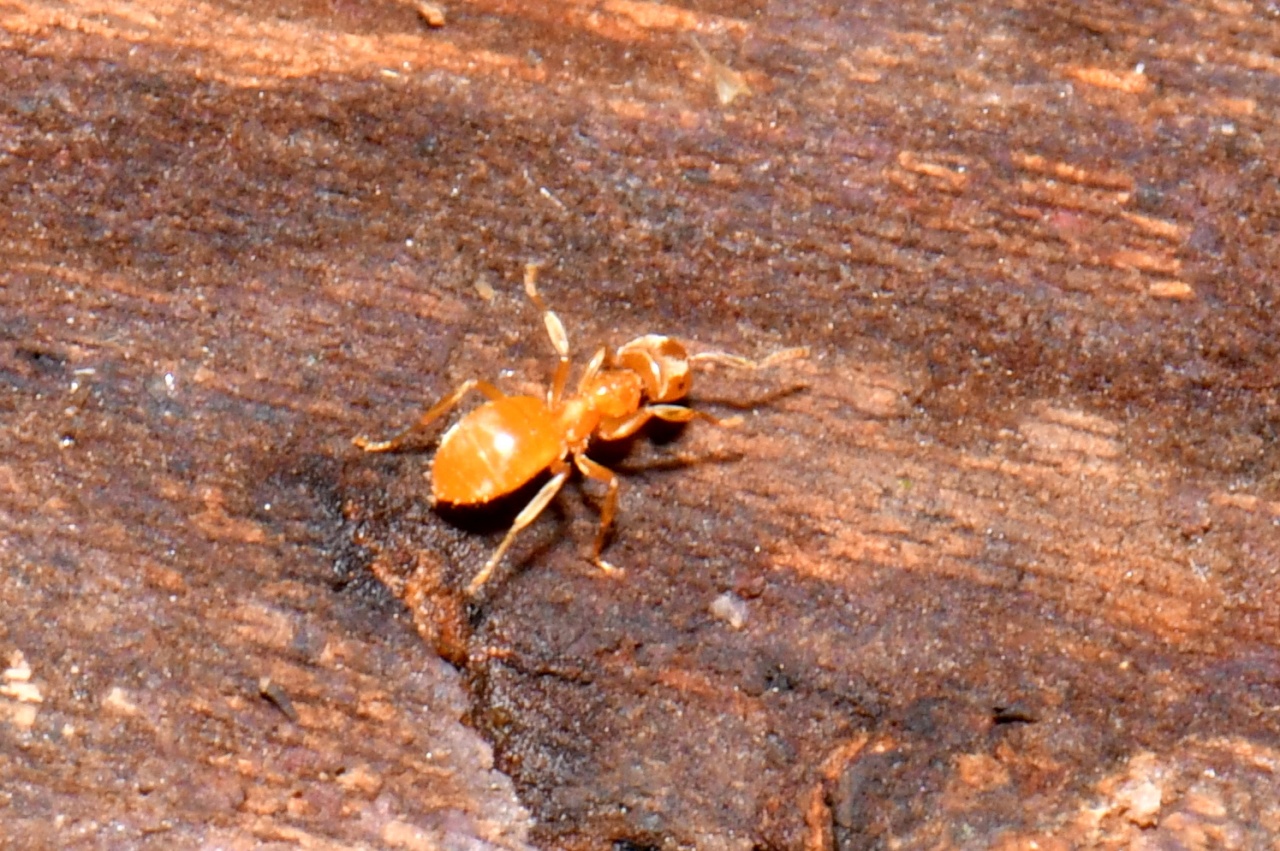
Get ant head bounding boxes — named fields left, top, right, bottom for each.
left=615, top=334, right=693, bottom=402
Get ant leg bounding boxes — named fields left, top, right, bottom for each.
left=573, top=453, right=622, bottom=574
left=550, top=358, right=571, bottom=408
left=690, top=346, right=809, bottom=370
left=576, top=346, right=609, bottom=395
left=523, top=263, right=572, bottom=406
left=466, top=460, right=571, bottom=595
left=597, top=404, right=742, bottom=442
left=353, top=379, right=505, bottom=452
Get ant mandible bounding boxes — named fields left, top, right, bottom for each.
left=354, top=264, right=805, bottom=595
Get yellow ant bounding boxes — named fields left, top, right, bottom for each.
left=354, top=264, right=805, bottom=595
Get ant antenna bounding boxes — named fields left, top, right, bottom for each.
left=691, top=346, right=809, bottom=370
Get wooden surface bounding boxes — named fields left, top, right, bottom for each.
left=2, top=1, right=1280, bottom=848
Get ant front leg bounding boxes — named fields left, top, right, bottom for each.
left=573, top=453, right=622, bottom=574
left=353, top=379, right=505, bottom=453
left=596, top=404, right=743, bottom=442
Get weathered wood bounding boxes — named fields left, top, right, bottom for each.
left=2, top=0, right=1279, bottom=848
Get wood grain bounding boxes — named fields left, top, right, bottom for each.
left=2, top=0, right=1279, bottom=848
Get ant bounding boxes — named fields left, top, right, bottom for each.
left=354, top=264, right=805, bottom=595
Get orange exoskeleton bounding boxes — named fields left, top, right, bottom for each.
left=354, top=264, right=805, bottom=594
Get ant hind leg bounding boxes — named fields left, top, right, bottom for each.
left=353, top=379, right=505, bottom=453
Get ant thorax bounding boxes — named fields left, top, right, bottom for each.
left=583, top=370, right=644, bottom=418
left=557, top=369, right=643, bottom=446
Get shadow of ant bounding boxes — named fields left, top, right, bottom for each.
left=696, top=379, right=810, bottom=411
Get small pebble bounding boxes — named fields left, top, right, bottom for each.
left=709, top=592, right=749, bottom=630
left=414, top=1, right=445, bottom=27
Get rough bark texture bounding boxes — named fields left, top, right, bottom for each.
left=3, top=1, right=1279, bottom=849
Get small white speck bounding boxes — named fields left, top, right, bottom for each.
left=709, top=593, right=749, bottom=630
